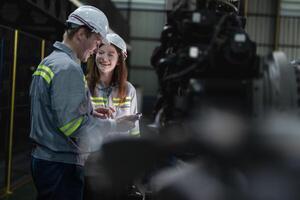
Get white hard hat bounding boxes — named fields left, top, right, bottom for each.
left=106, top=33, right=127, bottom=59
left=66, top=5, right=109, bottom=43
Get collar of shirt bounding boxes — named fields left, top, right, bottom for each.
left=96, top=82, right=118, bottom=91
left=53, top=41, right=80, bottom=64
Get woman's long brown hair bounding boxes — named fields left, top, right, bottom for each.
left=86, top=44, right=128, bottom=102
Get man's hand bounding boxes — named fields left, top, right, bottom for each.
left=93, top=107, right=115, bottom=119
left=115, top=115, right=139, bottom=132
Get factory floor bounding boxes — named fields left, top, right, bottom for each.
left=0, top=179, right=36, bottom=200
left=0, top=115, right=155, bottom=200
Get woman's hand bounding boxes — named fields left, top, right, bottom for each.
left=93, top=107, right=115, bottom=119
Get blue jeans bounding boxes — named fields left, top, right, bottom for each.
left=31, top=157, right=84, bottom=200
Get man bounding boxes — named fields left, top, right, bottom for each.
left=29, top=5, right=137, bottom=200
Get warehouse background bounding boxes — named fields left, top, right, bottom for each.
left=1, top=0, right=300, bottom=199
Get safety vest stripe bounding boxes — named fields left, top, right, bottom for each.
left=91, top=100, right=107, bottom=103
left=130, top=130, right=140, bottom=136
left=91, top=99, right=107, bottom=104
left=113, top=102, right=131, bottom=106
left=91, top=97, right=107, bottom=101
left=112, top=100, right=131, bottom=104
left=112, top=100, right=131, bottom=103
left=92, top=102, right=106, bottom=106
left=37, top=65, right=54, bottom=79
left=59, top=116, right=84, bottom=136
left=113, top=105, right=130, bottom=108
left=33, top=71, right=52, bottom=84
left=113, top=97, right=131, bottom=101
left=91, top=99, right=107, bottom=102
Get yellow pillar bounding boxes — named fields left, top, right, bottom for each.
left=6, top=29, right=18, bottom=195
left=244, top=0, right=248, bottom=17
left=274, top=0, right=282, bottom=50
left=41, top=40, right=45, bottom=60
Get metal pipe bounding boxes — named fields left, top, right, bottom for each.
left=244, top=0, right=248, bottom=17
left=41, top=40, right=45, bottom=60
left=0, top=38, right=5, bottom=88
left=68, top=0, right=83, bottom=7
left=5, top=29, right=18, bottom=195
left=274, top=0, right=282, bottom=50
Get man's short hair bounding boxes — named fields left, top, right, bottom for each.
left=65, top=23, right=93, bottom=39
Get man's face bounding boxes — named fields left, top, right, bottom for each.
left=79, top=31, right=102, bottom=62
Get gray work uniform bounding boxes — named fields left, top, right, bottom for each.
left=91, top=81, right=140, bottom=136
left=30, top=42, right=115, bottom=166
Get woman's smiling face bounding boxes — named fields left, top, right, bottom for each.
left=96, top=44, right=120, bottom=74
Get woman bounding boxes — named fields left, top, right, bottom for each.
left=85, top=33, right=142, bottom=200
left=86, top=33, right=140, bottom=136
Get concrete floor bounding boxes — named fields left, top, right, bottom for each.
left=0, top=180, right=36, bottom=200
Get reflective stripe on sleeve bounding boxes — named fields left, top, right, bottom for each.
left=33, top=65, right=54, bottom=84
left=33, top=71, right=51, bottom=84
left=59, top=116, right=84, bottom=136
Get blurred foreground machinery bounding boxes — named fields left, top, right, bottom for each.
left=87, top=0, right=300, bottom=200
